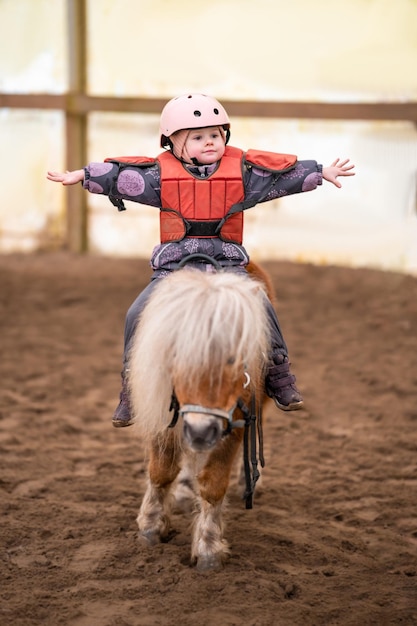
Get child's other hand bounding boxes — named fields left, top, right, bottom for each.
left=46, top=169, right=84, bottom=185
left=323, top=158, right=355, bottom=188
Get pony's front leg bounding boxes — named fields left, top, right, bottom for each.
left=192, top=429, right=244, bottom=571
left=137, top=431, right=181, bottom=546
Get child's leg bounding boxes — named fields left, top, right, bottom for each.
left=264, top=299, right=304, bottom=411
left=112, top=279, right=161, bottom=427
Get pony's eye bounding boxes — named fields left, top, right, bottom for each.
left=227, top=357, right=235, bottom=365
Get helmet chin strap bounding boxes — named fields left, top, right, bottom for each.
left=171, top=151, right=203, bottom=167
left=167, top=138, right=202, bottom=166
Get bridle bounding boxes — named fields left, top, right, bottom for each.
left=167, top=373, right=264, bottom=510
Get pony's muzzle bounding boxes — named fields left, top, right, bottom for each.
left=182, top=414, right=223, bottom=451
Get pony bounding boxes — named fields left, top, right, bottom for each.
left=128, top=261, right=272, bottom=571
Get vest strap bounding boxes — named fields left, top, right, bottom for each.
left=186, top=220, right=222, bottom=237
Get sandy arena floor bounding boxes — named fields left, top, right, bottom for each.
left=1, top=252, right=416, bottom=626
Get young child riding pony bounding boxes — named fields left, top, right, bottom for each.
left=47, top=93, right=355, bottom=427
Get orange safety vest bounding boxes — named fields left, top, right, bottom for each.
left=105, top=146, right=297, bottom=244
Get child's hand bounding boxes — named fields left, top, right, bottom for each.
left=322, top=158, right=355, bottom=188
left=46, top=169, right=85, bottom=185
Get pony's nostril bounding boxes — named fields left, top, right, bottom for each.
left=207, top=422, right=222, bottom=444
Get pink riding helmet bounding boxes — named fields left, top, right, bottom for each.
left=160, top=93, right=230, bottom=148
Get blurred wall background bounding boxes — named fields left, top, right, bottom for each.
left=1, top=0, right=417, bottom=273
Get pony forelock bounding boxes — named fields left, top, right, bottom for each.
left=129, top=270, right=270, bottom=440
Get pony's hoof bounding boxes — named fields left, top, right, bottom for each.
left=139, top=530, right=161, bottom=546
left=195, top=554, right=225, bottom=572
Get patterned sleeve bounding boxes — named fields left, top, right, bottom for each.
left=83, top=162, right=162, bottom=208
left=243, top=159, right=323, bottom=204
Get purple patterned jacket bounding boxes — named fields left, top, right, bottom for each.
left=83, top=151, right=322, bottom=274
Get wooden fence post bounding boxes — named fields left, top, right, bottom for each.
left=66, top=0, right=88, bottom=253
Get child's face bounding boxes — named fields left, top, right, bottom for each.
left=184, top=127, right=225, bottom=165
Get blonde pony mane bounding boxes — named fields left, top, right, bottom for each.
left=128, top=269, right=270, bottom=441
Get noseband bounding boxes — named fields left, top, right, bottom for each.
left=168, top=396, right=247, bottom=434
left=178, top=402, right=245, bottom=435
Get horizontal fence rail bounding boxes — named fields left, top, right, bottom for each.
left=1, top=93, right=417, bottom=121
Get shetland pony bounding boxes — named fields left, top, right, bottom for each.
left=128, top=264, right=271, bottom=571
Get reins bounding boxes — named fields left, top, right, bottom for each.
left=239, top=396, right=265, bottom=509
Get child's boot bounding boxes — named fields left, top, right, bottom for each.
left=266, top=355, right=304, bottom=411
left=112, top=369, right=134, bottom=427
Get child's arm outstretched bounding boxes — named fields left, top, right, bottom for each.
left=322, top=158, right=355, bottom=188
left=46, top=169, right=84, bottom=185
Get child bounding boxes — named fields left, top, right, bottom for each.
left=47, top=93, right=355, bottom=427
